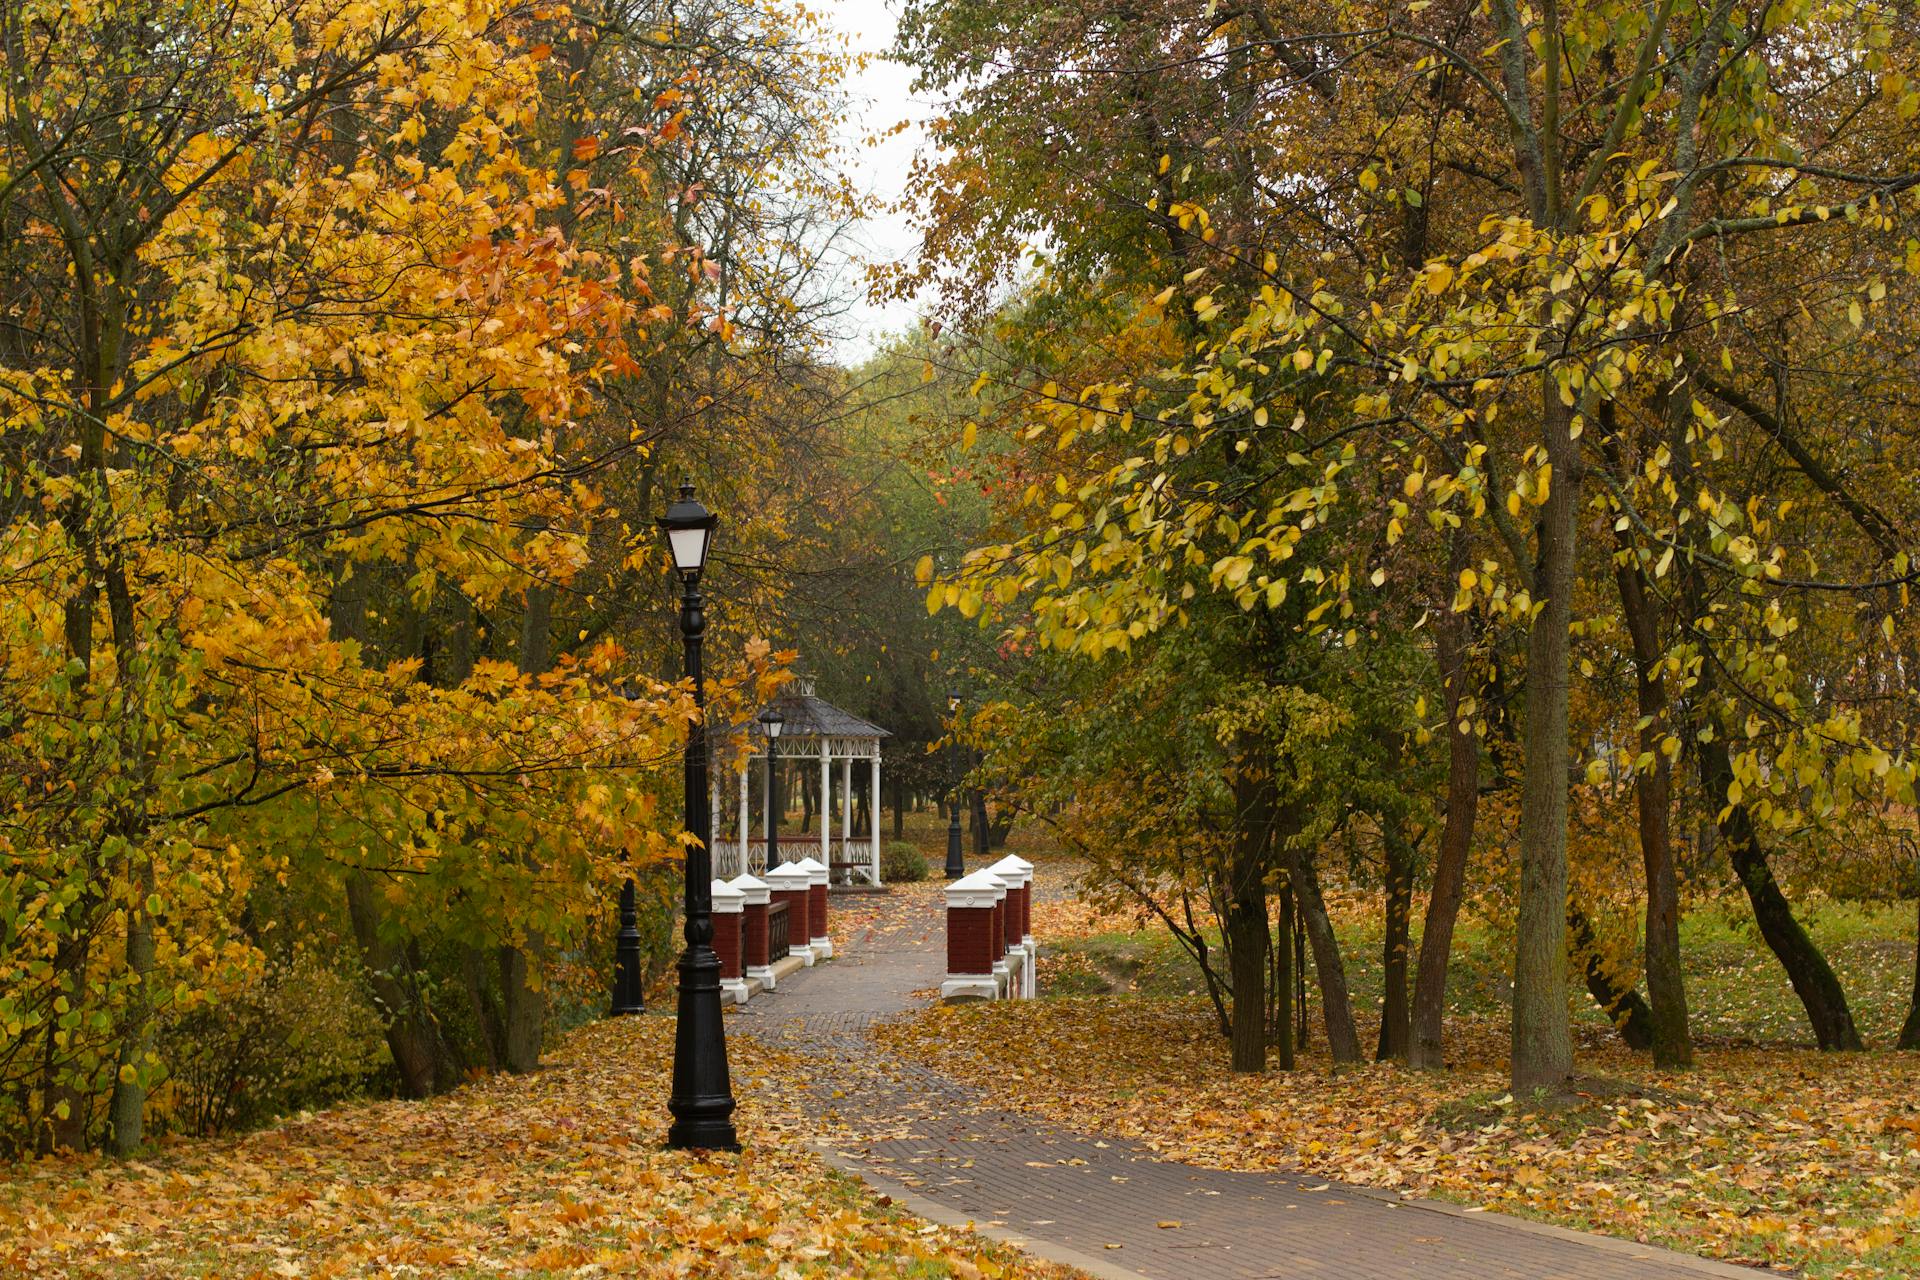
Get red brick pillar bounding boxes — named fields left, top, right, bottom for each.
left=764, top=863, right=814, bottom=966
left=940, top=871, right=1004, bottom=1001
left=731, top=872, right=774, bottom=988
left=990, top=854, right=1037, bottom=998
left=710, top=878, right=748, bottom=1004
left=795, top=856, right=832, bottom=959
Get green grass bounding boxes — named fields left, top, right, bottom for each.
left=1045, top=898, right=1919, bottom=1048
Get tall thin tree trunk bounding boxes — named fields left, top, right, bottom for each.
left=1227, top=761, right=1274, bottom=1072
left=498, top=586, right=553, bottom=1073
left=1511, top=392, right=1580, bottom=1095
left=1376, top=822, right=1414, bottom=1061
left=1607, top=420, right=1691, bottom=1068
left=1291, top=842, right=1362, bottom=1065
left=1269, top=878, right=1296, bottom=1069
left=1410, top=538, right=1482, bottom=1070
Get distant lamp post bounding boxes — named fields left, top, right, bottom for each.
left=610, top=878, right=647, bottom=1015
left=758, top=707, right=784, bottom=871
left=944, top=689, right=966, bottom=880
left=661, top=482, right=737, bottom=1152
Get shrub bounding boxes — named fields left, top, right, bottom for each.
left=881, top=842, right=929, bottom=883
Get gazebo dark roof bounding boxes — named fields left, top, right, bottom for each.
left=739, top=675, right=889, bottom=741
left=760, top=693, right=889, bottom=740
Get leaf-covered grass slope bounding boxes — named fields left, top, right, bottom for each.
left=879, top=990, right=1920, bottom=1280
left=0, top=1016, right=1070, bottom=1279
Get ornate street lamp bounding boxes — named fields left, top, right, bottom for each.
left=661, top=482, right=737, bottom=1151
left=944, top=688, right=966, bottom=880
left=758, top=707, right=784, bottom=871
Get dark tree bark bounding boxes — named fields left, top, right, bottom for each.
left=1376, top=821, right=1415, bottom=1061
left=345, top=873, right=444, bottom=1098
left=462, top=948, right=507, bottom=1071
left=1568, top=900, right=1654, bottom=1051
left=1701, top=735, right=1864, bottom=1050
left=1409, top=538, right=1483, bottom=1070
left=892, top=774, right=905, bottom=838
left=497, top=587, right=552, bottom=1075
left=1511, top=389, right=1581, bottom=1095
left=1667, top=394, right=1862, bottom=1052
left=1291, top=841, right=1362, bottom=1065
left=1606, top=417, right=1691, bottom=1067
left=1267, top=882, right=1295, bottom=1068
left=1227, top=762, right=1276, bottom=1072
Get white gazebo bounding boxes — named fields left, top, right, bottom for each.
left=711, top=675, right=890, bottom=884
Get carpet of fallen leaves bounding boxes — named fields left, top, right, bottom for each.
left=0, top=1014, right=1072, bottom=1279
left=879, top=993, right=1920, bottom=1279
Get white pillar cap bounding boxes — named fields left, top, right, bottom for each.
left=764, top=862, right=810, bottom=889
left=792, top=855, right=830, bottom=885
left=709, top=878, right=746, bottom=913
left=946, top=870, right=1007, bottom=909
left=987, top=855, right=1032, bottom=886
left=727, top=872, right=770, bottom=905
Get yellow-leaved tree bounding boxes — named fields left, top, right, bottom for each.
left=0, top=0, right=785, bottom=1154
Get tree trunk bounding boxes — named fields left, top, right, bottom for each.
left=1700, top=735, right=1864, bottom=1050
left=1511, top=392, right=1580, bottom=1095
left=1291, top=842, right=1362, bottom=1065
left=1410, top=544, right=1483, bottom=1070
left=1376, top=822, right=1414, bottom=1061
left=1269, top=878, right=1296, bottom=1068
left=345, top=873, right=441, bottom=1098
left=106, top=866, right=157, bottom=1155
left=494, top=588, right=552, bottom=1070
left=1227, top=763, right=1275, bottom=1072
left=1609, top=433, right=1691, bottom=1068
left=892, top=773, right=905, bottom=838
left=499, top=940, right=544, bottom=1073
left=971, top=791, right=991, bottom=856
left=462, top=947, right=507, bottom=1072
left=1568, top=900, right=1654, bottom=1050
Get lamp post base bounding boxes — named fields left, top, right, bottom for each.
left=665, top=944, right=739, bottom=1152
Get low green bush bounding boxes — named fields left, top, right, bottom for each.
left=881, top=842, right=929, bottom=883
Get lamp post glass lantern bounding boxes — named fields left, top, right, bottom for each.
left=758, top=708, right=783, bottom=871
left=661, top=482, right=737, bottom=1151
left=944, top=689, right=965, bottom=880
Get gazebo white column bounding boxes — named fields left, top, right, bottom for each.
left=819, top=736, right=831, bottom=867
left=737, top=758, right=750, bottom=875
left=870, top=753, right=882, bottom=883
left=708, top=773, right=722, bottom=874
left=839, top=756, right=852, bottom=876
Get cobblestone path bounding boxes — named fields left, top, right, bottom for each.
left=732, top=881, right=1774, bottom=1280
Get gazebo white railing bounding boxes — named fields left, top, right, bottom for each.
left=709, top=676, right=890, bottom=885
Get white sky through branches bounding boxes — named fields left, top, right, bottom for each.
left=821, top=0, right=932, bottom=361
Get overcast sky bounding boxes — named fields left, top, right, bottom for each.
left=819, top=0, right=935, bottom=361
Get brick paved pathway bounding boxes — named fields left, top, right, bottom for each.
left=733, top=882, right=1776, bottom=1280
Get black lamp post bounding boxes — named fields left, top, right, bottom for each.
left=943, top=689, right=966, bottom=880
left=758, top=708, right=784, bottom=871
left=610, top=878, right=646, bottom=1015
left=661, top=482, right=737, bottom=1152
